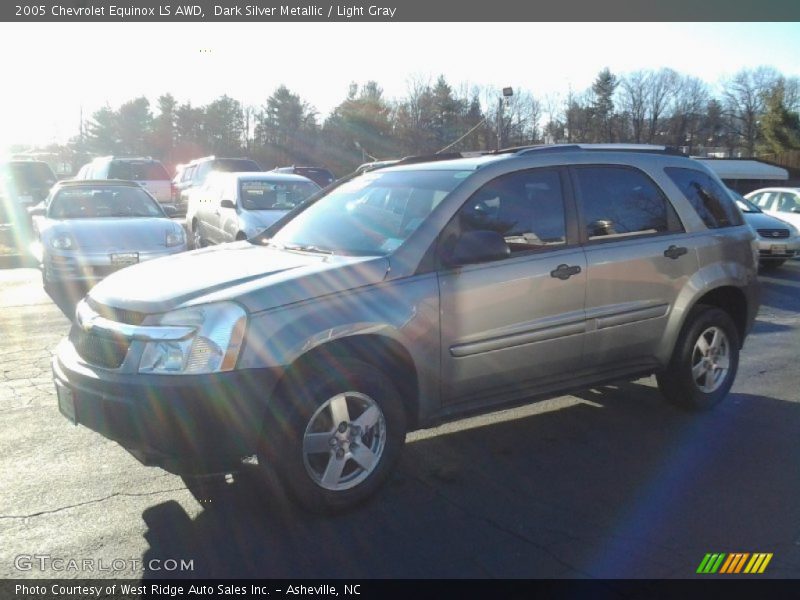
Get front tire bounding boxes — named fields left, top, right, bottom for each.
left=657, top=306, right=740, bottom=411
left=259, top=358, right=407, bottom=513
left=759, top=259, right=786, bottom=270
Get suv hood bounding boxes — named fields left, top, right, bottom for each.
left=89, top=241, right=390, bottom=315
left=743, top=211, right=796, bottom=232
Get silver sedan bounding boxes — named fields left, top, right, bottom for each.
left=31, top=180, right=188, bottom=290
left=730, top=190, right=800, bottom=268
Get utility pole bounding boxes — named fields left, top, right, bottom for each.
left=497, top=87, right=513, bottom=151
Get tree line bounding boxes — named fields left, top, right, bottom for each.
left=25, top=67, right=800, bottom=178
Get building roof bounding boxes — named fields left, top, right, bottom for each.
left=696, top=159, right=789, bottom=180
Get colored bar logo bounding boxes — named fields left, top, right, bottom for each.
left=697, top=553, right=772, bottom=574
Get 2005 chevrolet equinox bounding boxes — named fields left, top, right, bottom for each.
left=52, top=145, right=760, bottom=512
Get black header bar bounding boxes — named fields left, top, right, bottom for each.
left=2, top=0, right=800, bottom=22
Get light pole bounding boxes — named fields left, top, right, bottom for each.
left=497, top=87, right=513, bottom=151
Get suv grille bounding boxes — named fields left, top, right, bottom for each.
left=70, top=327, right=130, bottom=369
left=756, top=228, right=790, bottom=239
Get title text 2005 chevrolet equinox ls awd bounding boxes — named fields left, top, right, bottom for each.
left=53, top=145, right=759, bottom=512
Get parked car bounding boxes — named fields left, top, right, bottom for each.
left=74, top=157, right=173, bottom=207
left=1, top=159, right=58, bottom=209
left=31, top=180, right=187, bottom=290
left=174, top=156, right=262, bottom=215
left=186, top=172, right=320, bottom=248
left=270, top=165, right=336, bottom=188
left=729, top=188, right=799, bottom=268
left=0, top=160, right=58, bottom=255
left=0, top=196, right=29, bottom=255
left=52, top=145, right=759, bottom=513
left=744, top=187, right=800, bottom=230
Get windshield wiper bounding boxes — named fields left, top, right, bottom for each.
left=282, top=243, right=334, bottom=256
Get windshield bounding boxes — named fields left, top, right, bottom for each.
left=735, top=199, right=760, bottom=213
left=240, top=179, right=319, bottom=210
left=269, top=170, right=466, bottom=256
left=48, top=186, right=166, bottom=219
left=728, top=189, right=760, bottom=213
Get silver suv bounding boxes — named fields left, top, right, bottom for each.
left=174, top=156, right=263, bottom=215
left=186, top=171, right=319, bottom=247
left=52, top=145, right=759, bottom=512
left=75, top=157, right=172, bottom=206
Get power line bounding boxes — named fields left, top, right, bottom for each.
left=436, top=118, right=487, bottom=154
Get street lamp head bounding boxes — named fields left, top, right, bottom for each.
left=502, top=87, right=514, bottom=97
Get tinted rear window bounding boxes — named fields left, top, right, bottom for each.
left=573, top=166, right=677, bottom=239
left=296, top=168, right=335, bottom=183
left=665, top=167, right=744, bottom=228
left=108, top=162, right=169, bottom=181
left=212, top=159, right=262, bottom=172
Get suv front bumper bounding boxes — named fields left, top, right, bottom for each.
left=52, top=338, right=282, bottom=475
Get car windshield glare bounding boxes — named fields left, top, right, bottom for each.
left=735, top=199, right=759, bottom=213
left=269, top=170, right=465, bottom=256
left=240, top=180, right=318, bottom=210
left=49, top=186, right=165, bottom=219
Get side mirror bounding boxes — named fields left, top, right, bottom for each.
left=162, top=205, right=177, bottom=217
left=447, top=230, right=510, bottom=266
left=28, top=205, right=46, bottom=217
left=220, top=199, right=236, bottom=209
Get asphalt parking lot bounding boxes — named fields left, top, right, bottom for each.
left=1, top=256, right=799, bottom=579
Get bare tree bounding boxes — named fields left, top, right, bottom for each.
left=667, top=75, right=709, bottom=153
left=619, top=71, right=650, bottom=143
left=646, top=68, right=680, bottom=143
left=722, top=67, right=780, bottom=156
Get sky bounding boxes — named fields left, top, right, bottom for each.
left=1, top=22, right=799, bottom=152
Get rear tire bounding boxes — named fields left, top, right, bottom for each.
left=258, top=358, right=407, bottom=513
left=657, top=306, right=740, bottom=411
left=759, top=259, right=786, bottom=270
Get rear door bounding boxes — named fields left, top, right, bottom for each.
left=438, top=167, right=588, bottom=406
left=572, top=165, right=699, bottom=370
left=202, top=179, right=226, bottom=244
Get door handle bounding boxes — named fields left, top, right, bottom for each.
left=550, top=264, right=582, bottom=280
left=663, top=245, right=688, bottom=260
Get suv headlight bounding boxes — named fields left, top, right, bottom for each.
left=166, top=228, right=185, bottom=247
left=51, top=234, right=74, bottom=249
left=138, top=302, right=247, bottom=374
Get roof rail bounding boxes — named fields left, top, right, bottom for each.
left=394, top=151, right=491, bottom=166
left=510, top=143, right=686, bottom=156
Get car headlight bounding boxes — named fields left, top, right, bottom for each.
left=165, top=228, right=185, bottom=247
left=51, top=234, right=74, bottom=250
left=138, top=302, right=247, bottom=374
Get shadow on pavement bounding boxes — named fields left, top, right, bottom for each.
left=46, top=282, right=90, bottom=322
left=757, top=262, right=800, bottom=312
left=139, top=383, right=800, bottom=579
left=0, top=254, right=38, bottom=269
